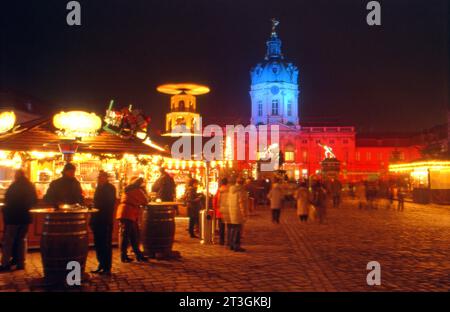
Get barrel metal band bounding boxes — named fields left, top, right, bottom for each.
left=42, top=231, right=87, bottom=236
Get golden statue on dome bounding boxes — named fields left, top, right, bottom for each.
left=271, top=18, right=280, bottom=36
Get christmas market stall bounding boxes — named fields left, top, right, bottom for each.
left=389, top=160, right=450, bottom=204
left=0, top=108, right=172, bottom=248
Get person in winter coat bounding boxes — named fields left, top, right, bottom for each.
left=397, top=186, right=405, bottom=211
left=90, top=171, right=116, bottom=274
left=267, top=178, right=284, bottom=224
left=330, top=178, right=342, bottom=209
left=228, top=177, right=249, bottom=252
left=213, top=177, right=229, bottom=245
left=116, top=177, right=148, bottom=263
left=43, top=163, right=84, bottom=208
left=312, top=181, right=327, bottom=224
left=0, top=170, right=37, bottom=272
left=184, top=178, right=201, bottom=238
left=355, top=181, right=366, bottom=209
left=151, top=167, right=176, bottom=201
left=295, top=182, right=310, bottom=222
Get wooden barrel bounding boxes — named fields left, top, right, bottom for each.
left=141, top=205, right=176, bottom=257
left=40, top=212, right=89, bottom=285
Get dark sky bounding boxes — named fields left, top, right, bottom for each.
left=0, top=0, right=448, bottom=133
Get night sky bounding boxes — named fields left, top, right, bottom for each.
left=0, top=0, right=448, bottom=133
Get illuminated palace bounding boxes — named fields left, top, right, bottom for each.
left=239, top=20, right=424, bottom=181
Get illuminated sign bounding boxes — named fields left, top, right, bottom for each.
left=53, top=111, right=102, bottom=138
left=0, top=111, right=16, bottom=134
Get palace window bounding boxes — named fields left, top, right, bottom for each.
left=366, top=152, right=371, bottom=161
left=284, top=144, right=295, bottom=162
left=355, top=152, right=361, bottom=161
left=258, top=101, right=263, bottom=116
left=271, top=99, right=279, bottom=115
left=285, top=151, right=295, bottom=162
left=302, top=150, right=308, bottom=162
left=287, top=101, right=292, bottom=116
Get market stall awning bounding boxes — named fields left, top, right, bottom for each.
left=0, top=118, right=170, bottom=156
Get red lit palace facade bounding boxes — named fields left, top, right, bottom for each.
left=231, top=21, right=426, bottom=181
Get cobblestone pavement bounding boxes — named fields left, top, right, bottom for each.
left=0, top=199, right=449, bottom=292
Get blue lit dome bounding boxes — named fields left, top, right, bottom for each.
left=250, top=29, right=298, bottom=85
left=249, top=19, right=300, bottom=126
left=251, top=60, right=299, bottom=85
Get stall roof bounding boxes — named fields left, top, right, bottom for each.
left=0, top=118, right=170, bottom=156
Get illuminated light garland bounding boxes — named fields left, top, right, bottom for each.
left=0, top=111, right=16, bottom=134
left=53, top=111, right=102, bottom=138
left=389, top=161, right=450, bottom=172
left=0, top=150, right=22, bottom=169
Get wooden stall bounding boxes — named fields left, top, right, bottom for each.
left=389, top=160, right=450, bottom=204
left=0, top=117, right=170, bottom=248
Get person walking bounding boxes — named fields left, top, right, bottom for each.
left=330, top=178, right=342, bottom=209
left=312, top=181, right=327, bottom=224
left=228, top=177, right=248, bottom=252
left=295, top=182, right=310, bottom=222
left=0, top=170, right=37, bottom=272
left=213, top=177, right=230, bottom=245
left=267, top=178, right=283, bottom=224
left=44, top=163, right=84, bottom=207
left=355, top=181, right=366, bottom=209
left=90, top=171, right=116, bottom=275
left=184, top=178, right=201, bottom=238
left=397, top=186, right=405, bottom=212
left=116, top=177, right=147, bottom=263
left=388, top=184, right=395, bottom=209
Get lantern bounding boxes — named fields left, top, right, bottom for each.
left=0, top=111, right=16, bottom=134
left=53, top=111, right=102, bottom=138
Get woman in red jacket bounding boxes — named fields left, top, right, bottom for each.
left=116, top=177, right=148, bottom=262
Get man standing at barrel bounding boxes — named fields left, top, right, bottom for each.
left=152, top=167, right=176, bottom=202
left=90, top=171, right=116, bottom=275
left=44, top=163, right=84, bottom=207
left=0, top=170, right=37, bottom=272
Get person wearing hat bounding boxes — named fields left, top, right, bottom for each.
left=116, top=176, right=148, bottom=262
left=90, top=171, right=117, bottom=275
left=44, top=163, right=84, bottom=208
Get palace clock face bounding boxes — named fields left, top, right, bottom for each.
left=270, top=85, right=280, bottom=95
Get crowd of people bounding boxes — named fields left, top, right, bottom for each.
left=0, top=163, right=410, bottom=273
left=0, top=164, right=178, bottom=274
left=352, top=180, right=407, bottom=211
